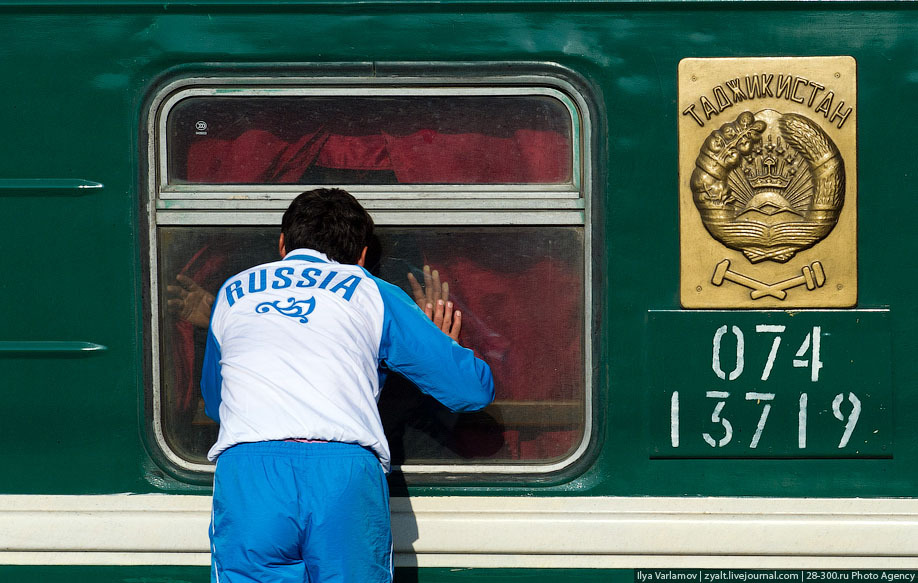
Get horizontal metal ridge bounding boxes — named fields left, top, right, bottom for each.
left=0, top=179, right=103, bottom=195
left=0, top=341, right=108, bottom=353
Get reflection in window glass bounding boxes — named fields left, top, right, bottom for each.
left=157, top=226, right=584, bottom=466
left=157, top=227, right=278, bottom=463
left=167, top=96, right=573, bottom=185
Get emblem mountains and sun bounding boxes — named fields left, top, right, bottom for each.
left=679, top=57, right=857, bottom=308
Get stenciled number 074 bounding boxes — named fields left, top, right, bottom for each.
left=669, top=325, right=861, bottom=450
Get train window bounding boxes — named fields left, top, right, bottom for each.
left=166, top=95, right=573, bottom=185
left=146, top=78, right=593, bottom=477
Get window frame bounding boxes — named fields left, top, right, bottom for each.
left=145, top=72, right=595, bottom=478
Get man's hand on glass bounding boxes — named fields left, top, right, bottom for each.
left=167, top=274, right=215, bottom=329
left=407, top=265, right=461, bottom=341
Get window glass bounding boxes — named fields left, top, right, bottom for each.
left=150, top=79, right=592, bottom=475
left=166, top=96, right=573, bottom=185
left=157, top=226, right=584, bottom=466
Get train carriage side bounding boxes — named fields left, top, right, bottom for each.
left=0, top=1, right=916, bottom=582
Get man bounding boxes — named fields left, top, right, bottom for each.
left=201, top=188, right=494, bottom=583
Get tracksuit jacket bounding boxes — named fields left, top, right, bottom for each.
left=201, top=248, right=495, bottom=470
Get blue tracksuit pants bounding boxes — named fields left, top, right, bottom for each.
left=210, top=441, right=393, bottom=583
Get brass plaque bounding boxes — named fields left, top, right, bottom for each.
left=679, top=57, right=857, bottom=308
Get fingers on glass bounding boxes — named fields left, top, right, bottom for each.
left=433, top=299, right=445, bottom=327
left=423, top=265, right=434, bottom=304
left=176, top=273, right=196, bottom=289
left=407, top=272, right=424, bottom=304
left=431, top=268, right=441, bottom=301
left=441, top=300, right=453, bottom=332
left=449, top=309, right=461, bottom=341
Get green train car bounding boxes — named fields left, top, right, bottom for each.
left=0, top=1, right=916, bottom=581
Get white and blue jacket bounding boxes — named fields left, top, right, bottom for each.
left=201, top=248, right=494, bottom=470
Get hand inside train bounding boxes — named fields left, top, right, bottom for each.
left=408, top=265, right=461, bottom=341
left=166, top=274, right=215, bottom=329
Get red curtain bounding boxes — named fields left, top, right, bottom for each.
left=178, top=125, right=579, bottom=460
left=185, top=128, right=570, bottom=184
left=428, top=256, right=582, bottom=460
left=187, top=130, right=330, bottom=183
left=172, top=246, right=227, bottom=413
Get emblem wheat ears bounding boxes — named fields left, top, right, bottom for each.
left=778, top=113, right=845, bottom=210
left=691, top=110, right=845, bottom=265
left=691, top=111, right=767, bottom=209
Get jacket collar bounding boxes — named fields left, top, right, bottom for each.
left=282, top=248, right=335, bottom=264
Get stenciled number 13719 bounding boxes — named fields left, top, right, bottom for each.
left=669, top=325, right=861, bottom=450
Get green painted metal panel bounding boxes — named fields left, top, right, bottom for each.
left=648, top=310, right=892, bottom=458
left=0, top=2, right=913, bottom=500
left=0, top=565, right=208, bottom=583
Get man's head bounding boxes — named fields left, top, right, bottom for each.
left=280, top=188, right=374, bottom=265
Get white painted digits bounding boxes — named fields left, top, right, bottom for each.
left=712, top=325, right=744, bottom=381
left=745, top=392, right=775, bottom=448
left=670, top=391, right=680, bottom=448
left=793, top=326, right=823, bottom=382
left=702, top=391, right=733, bottom=447
left=833, top=392, right=861, bottom=448
left=756, top=324, right=786, bottom=381
left=798, top=393, right=808, bottom=448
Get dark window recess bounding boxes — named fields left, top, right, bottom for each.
left=167, top=96, right=573, bottom=185
left=158, top=226, right=585, bottom=466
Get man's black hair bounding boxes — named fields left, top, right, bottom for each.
left=281, top=188, right=374, bottom=264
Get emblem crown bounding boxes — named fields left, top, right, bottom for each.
left=742, top=134, right=800, bottom=193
